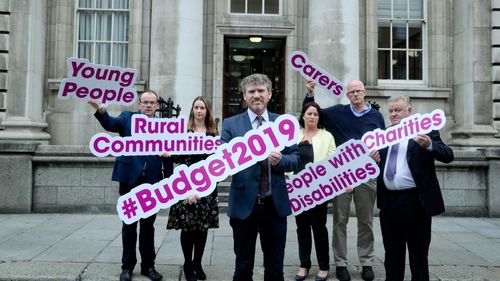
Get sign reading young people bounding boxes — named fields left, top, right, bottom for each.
left=117, top=114, right=300, bottom=224
left=288, top=51, right=346, bottom=96
left=58, top=57, right=138, bottom=106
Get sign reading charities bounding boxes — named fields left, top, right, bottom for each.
left=117, top=114, right=300, bottom=224
left=288, top=51, right=346, bottom=96
left=362, top=109, right=447, bottom=151
left=287, top=109, right=448, bottom=216
left=90, top=114, right=221, bottom=157
left=58, top=57, right=138, bottom=106
left=287, top=139, right=379, bottom=216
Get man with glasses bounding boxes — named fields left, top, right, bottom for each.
left=304, top=79, right=385, bottom=281
left=89, top=90, right=173, bottom=281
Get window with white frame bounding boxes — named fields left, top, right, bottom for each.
left=377, top=0, right=424, bottom=81
left=76, top=0, right=129, bottom=67
left=230, top=0, right=280, bottom=15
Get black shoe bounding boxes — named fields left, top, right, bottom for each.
left=335, top=267, right=351, bottom=281
left=361, top=266, right=374, bottom=281
left=315, top=270, right=329, bottom=281
left=295, top=268, right=309, bottom=281
left=119, top=269, right=132, bottom=281
left=183, top=264, right=197, bottom=281
left=194, top=264, right=207, bottom=280
left=140, top=267, right=163, bottom=281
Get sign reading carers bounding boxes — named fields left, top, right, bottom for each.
left=288, top=51, right=346, bottom=96
left=90, top=114, right=221, bottom=157
left=117, top=114, right=300, bottom=224
left=362, top=109, right=446, bottom=151
left=58, top=57, right=138, bottom=106
left=287, top=139, right=379, bottom=216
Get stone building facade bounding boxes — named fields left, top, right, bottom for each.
left=0, top=0, right=499, bottom=216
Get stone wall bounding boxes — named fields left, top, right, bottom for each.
left=0, top=144, right=496, bottom=217
left=31, top=145, right=118, bottom=213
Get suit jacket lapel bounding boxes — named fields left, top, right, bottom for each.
left=240, top=112, right=253, bottom=132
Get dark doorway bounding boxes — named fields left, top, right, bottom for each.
left=223, top=37, right=285, bottom=119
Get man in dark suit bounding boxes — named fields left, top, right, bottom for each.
left=89, top=90, right=173, bottom=281
left=376, top=95, right=454, bottom=281
left=221, top=73, right=300, bottom=281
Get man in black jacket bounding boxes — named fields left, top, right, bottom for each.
left=377, top=95, right=454, bottom=281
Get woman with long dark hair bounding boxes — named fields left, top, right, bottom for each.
left=294, top=102, right=336, bottom=281
left=167, top=96, right=219, bottom=281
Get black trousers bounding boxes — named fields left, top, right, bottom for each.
left=119, top=176, right=157, bottom=271
left=230, top=199, right=287, bottom=281
left=380, top=188, right=431, bottom=281
left=295, top=202, right=330, bottom=270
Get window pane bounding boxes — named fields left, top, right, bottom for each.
left=95, top=43, right=111, bottom=65
left=112, top=43, right=128, bottom=67
left=378, top=20, right=390, bottom=48
left=264, top=0, right=279, bottom=14
left=79, top=0, right=93, bottom=8
left=393, top=0, right=407, bottom=18
left=78, top=42, right=93, bottom=61
left=113, top=12, right=129, bottom=41
left=231, top=0, right=245, bottom=13
left=392, top=21, right=406, bottom=48
left=409, top=0, right=423, bottom=19
left=79, top=11, right=94, bottom=40
left=378, top=0, right=391, bottom=18
left=408, top=24, right=421, bottom=48
left=113, top=0, right=129, bottom=9
left=378, top=50, right=390, bottom=79
left=409, top=51, right=422, bottom=80
left=392, top=51, right=406, bottom=79
left=95, top=12, right=112, bottom=41
left=248, top=0, right=262, bottom=14
left=96, top=0, right=112, bottom=9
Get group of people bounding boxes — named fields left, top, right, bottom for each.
left=89, top=72, right=453, bottom=281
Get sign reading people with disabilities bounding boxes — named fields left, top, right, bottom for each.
left=286, top=109, right=447, bottom=216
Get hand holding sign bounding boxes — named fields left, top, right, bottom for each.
left=58, top=57, right=138, bottom=106
left=289, top=51, right=345, bottom=96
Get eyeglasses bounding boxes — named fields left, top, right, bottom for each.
left=347, top=89, right=365, bottom=95
left=140, top=101, right=158, bottom=106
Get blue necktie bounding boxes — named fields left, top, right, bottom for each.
left=385, top=143, right=399, bottom=181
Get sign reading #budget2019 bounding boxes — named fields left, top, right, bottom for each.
left=117, top=115, right=300, bottom=224
left=58, top=57, right=138, bottom=106
left=288, top=51, right=346, bottom=96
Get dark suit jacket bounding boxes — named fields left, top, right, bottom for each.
left=377, top=130, right=454, bottom=216
left=221, top=111, right=300, bottom=220
left=94, top=110, right=173, bottom=185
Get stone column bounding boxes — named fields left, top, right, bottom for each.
left=485, top=149, right=500, bottom=217
left=308, top=0, right=360, bottom=107
left=149, top=0, right=203, bottom=116
left=0, top=143, right=37, bottom=213
left=449, top=0, right=500, bottom=147
left=492, top=0, right=500, bottom=136
left=0, top=0, right=50, bottom=143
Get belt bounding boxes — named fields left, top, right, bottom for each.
left=387, top=187, right=417, bottom=193
left=256, top=196, right=273, bottom=205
